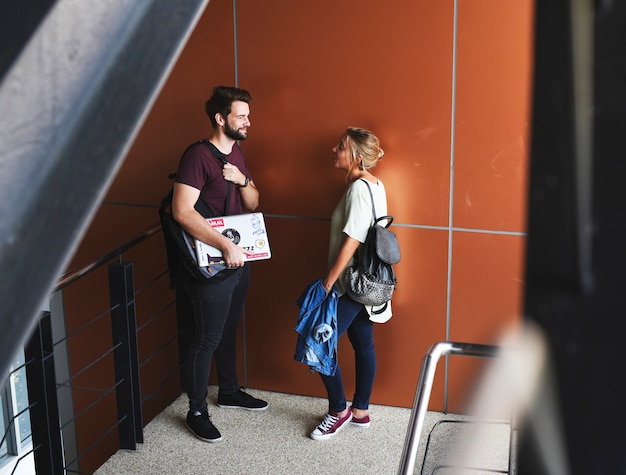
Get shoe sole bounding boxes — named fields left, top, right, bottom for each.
left=186, top=423, right=223, bottom=443
left=350, top=420, right=371, bottom=428
left=348, top=407, right=370, bottom=427
left=217, top=403, right=269, bottom=411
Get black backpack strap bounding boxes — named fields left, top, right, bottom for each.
left=359, top=178, right=377, bottom=222
left=200, top=140, right=231, bottom=215
left=199, top=139, right=229, bottom=165
left=359, top=178, right=393, bottom=228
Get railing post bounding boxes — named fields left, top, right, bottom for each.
left=398, top=342, right=453, bottom=475
left=108, top=261, right=143, bottom=448
left=398, top=342, right=501, bottom=475
left=24, top=311, right=65, bottom=474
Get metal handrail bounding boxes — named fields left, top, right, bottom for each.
left=54, top=223, right=162, bottom=291
left=398, top=341, right=501, bottom=475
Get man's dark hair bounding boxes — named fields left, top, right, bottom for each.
left=205, top=86, right=252, bottom=127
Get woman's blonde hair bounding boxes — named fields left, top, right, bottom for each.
left=344, top=127, right=384, bottom=172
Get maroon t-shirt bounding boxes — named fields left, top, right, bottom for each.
left=175, top=142, right=251, bottom=216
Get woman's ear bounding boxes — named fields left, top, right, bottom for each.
left=356, top=154, right=364, bottom=169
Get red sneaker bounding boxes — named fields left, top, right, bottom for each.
left=310, top=411, right=353, bottom=440
left=350, top=412, right=371, bottom=428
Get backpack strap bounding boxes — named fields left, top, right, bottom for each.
left=359, top=178, right=393, bottom=228
left=359, top=178, right=377, bottom=222
left=199, top=140, right=231, bottom=215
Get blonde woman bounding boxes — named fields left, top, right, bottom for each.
left=310, top=127, right=388, bottom=440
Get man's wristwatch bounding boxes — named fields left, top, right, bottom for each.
left=238, top=177, right=250, bottom=188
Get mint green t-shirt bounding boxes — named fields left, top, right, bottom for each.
left=328, top=179, right=387, bottom=295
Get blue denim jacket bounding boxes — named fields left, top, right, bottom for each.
left=294, top=279, right=338, bottom=376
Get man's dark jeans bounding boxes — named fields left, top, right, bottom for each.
left=184, top=265, right=250, bottom=413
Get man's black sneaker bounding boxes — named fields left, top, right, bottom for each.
left=217, top=389, right=269, bottom=411
left=186, top=411, right=222, bottom=443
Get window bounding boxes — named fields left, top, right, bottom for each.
left=0, top=353, right=34, bottom=475
left=0, top=391, right=10, bottom=462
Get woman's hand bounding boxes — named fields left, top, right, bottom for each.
left=324, top=235, right=361, bottom=293
left=322, top=279, right=333, bottom=293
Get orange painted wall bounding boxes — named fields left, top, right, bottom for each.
left=66, top=0, right=534, bottom=430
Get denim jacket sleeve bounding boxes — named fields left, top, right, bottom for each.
left=293, top=279, right=339, bottom=376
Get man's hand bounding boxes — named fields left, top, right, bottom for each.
left=222, top=162, right=247, bottom=187
left=222, top=239, right=253, bottom=268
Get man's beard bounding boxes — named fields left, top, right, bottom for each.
left=224, top=122, right=248, bottom=141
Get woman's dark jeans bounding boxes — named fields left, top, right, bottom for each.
left=319, top=295, right=376, bottom=413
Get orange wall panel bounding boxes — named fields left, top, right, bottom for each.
left=65, top=205, right=160, bottom=271
left=450, top=232, right=525, bottom=342
left=446, top=231, right=525, bottom=412
left=237, top=0, right=455, bottom=227
left=453, top=0, right=533, bottom=232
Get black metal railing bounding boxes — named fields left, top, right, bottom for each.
left=0, top=223, right=182, bottom=474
